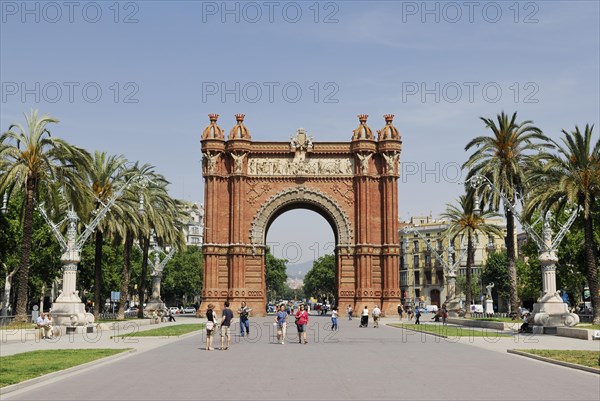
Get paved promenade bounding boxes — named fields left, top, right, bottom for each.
left=2, top=314, right=599, bottom=400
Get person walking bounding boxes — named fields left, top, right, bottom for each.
left=220, top=301, right=234, bottom=350
left=372, top=305, right=381, bottom=328
left=238, top=301, right=252, bottom=337
left=407, top=306, right=413, bottom=321
left=331, top=307, right=339, bottom=331
left=347, top=304, right=353, bottom=320
left=205, top=304, right=217, bottom=350
left=275, top=304, right=287, bottom=344
left=295, top=304, right=309, bottom=344
left=441, top=305, right=448, bottom=326
left=415, top=308, right=421, bottom=325
left=167, top=308, right=176, bottom=322
left=360, top=306, right=369, bottom=328
left=397, top=304, right=404, bottom=320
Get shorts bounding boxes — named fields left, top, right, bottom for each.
left=296, top=324, right=305, bottom=333
left=220, top=326, right=231, bottom=337
left=206, top=328, right=214, bottom=336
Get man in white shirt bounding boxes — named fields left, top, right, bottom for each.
left=36, top=312, right=53, bottom=339
left=372, top=305, right=381, bottom=328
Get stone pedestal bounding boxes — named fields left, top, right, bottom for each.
left=485, top=299, right=494, bottom=315
left=52, top=247, right=94, bottom=327
left=532, top=292, right=579, bottom=327
left=531, top=247, right=579, bottom=327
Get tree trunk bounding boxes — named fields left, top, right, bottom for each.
left=505, top=208, right=520, bottom=317
left=583, top=213, right=600, bottom=325
left=464, top=235, right=474, bottom=318
left=93, top=229, right=103, bottom=320
left=2, top=263, right=18, bottom=317
left=14, top=179, right=36, bottom=322
left=137, top=235, right=150, bottom=319
left=117, top=231, right=133, bottom=320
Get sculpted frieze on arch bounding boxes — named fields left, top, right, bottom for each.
left=247, top=156, right=354, bottom=177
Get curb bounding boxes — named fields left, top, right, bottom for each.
left=0, top=348, right=137, bottom=395
left=507, top=349, right=600, bottom=375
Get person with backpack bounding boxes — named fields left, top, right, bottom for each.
left=415, top=308, right=421, bottom=325
left=238, top=301, right=252, bottom=337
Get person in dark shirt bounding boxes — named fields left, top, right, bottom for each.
left=220, top=301, right=234, bottom=350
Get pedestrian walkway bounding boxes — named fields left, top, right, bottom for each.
left=2, top=314, right=598, bottom=400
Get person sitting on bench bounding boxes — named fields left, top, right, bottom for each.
left=518, top=312, right=531, bottom=333
left=36, top=312, right=54, bottom=339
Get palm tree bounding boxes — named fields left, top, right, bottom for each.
left=525, top=124, right=600, bottom=324
left=84, top=151, right=127, bottom=320
left=441, top=193, right=503, bottom=317
left=0, top=110, right=90, bottom=322
left=464, top=111, right=549, bottom=316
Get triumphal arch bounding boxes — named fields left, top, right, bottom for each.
left=200, top=113, right=402, bottom=316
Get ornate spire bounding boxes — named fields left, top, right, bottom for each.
left=229, top=114, right=251, bottom=140
left=201, top=114, right=224, bottom=140
left=352, top=114, right=374, bottom=140
left=377, top=114, right=400, bottom=140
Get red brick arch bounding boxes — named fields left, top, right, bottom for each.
left=200, top=114, right=402, bottom=316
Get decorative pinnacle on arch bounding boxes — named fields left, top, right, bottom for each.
left=384, top=114, right=394, bottom=123
left=358, top=114, right=369, bottom=123
left=235, top=114, right=246, bottom=122
left=208, top=114, right=219, bottom=122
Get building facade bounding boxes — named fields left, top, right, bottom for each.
left=181, top=202, right=204, bottom=247
left=399, top=215, right=507, bottom=308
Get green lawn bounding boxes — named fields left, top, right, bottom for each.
left=471, top=317, right=519, bottom=322
left=0, top=322, right=36, bottom=330
left=389, top=323, right=511, bottom=338
left=0, top=349, right=130, bottom=387
left=578, top=324, right=600, bottom=330
left=519, top=349, right=600, bottom=370
left=113, top=323, right=204, bottom=338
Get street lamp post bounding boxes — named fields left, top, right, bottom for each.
left=137, top=231, right=176, bottom=317
left=37, top=174, right=149, bottom=329
left=402, top=227, right=468, bottom=317
left=465, top=174, right=580, bottom=329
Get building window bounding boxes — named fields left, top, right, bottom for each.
left=413, top=255, right=419, bottom=268
left=425, top=254, right=431, bottom=268
left=400, top=271, right=408, bottom=285
left=413, top=240, right=419, bottom=253
left=425, top=271, right=432, bottom=285
left=414, top=271, right=420, bottom=284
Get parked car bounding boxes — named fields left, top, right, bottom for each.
left=470, top=304, right=484, bottom=313
left=183, top=306, right=197, bottom=314
left=169, top=307, right=179, bottom=315
left=425, top=305, right=438, bottom=313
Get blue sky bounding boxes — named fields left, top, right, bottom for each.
left=1, top=1, right=599, bottom=264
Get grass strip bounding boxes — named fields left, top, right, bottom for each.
left=0, top=349, right=129, bottom=387
left=389, top=323, right=511, bottom=338
left=518, top=349, right=600, bottom=370
left=113, top=323, right=205, bottom=338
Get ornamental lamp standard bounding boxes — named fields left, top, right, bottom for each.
left=464, top=174, right=580, bottom=329
left=34, top=173, right=151, bottom=329
left=1, top=193, right=8, bottom=214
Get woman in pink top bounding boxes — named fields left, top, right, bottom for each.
left=295, top=304, right=309, bottom=344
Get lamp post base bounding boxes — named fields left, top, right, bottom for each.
left=50, top=300, right=95, bottom=327
left=532, top=293, right=579, bottom=327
